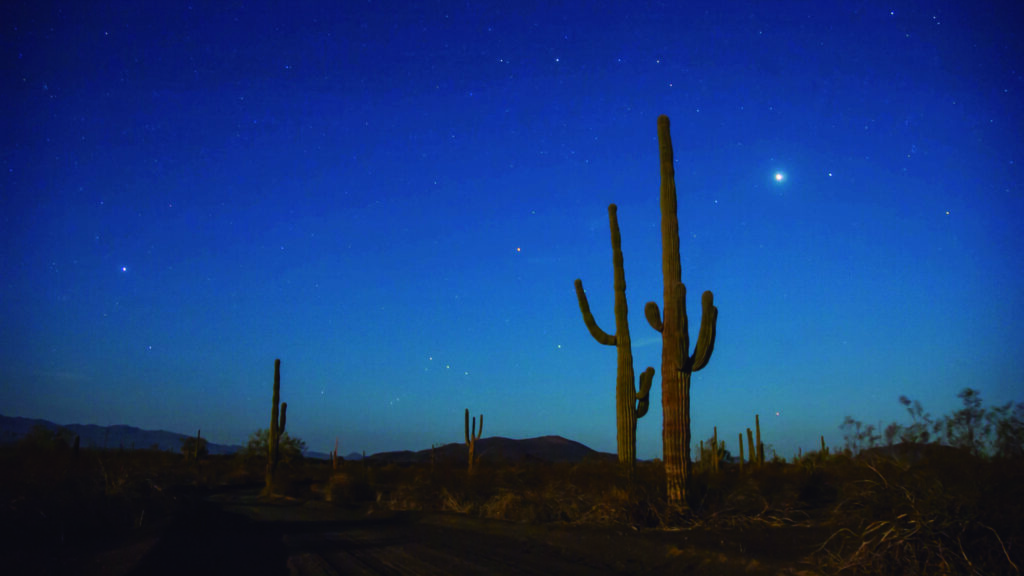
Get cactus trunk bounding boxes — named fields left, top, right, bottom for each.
left=575, top=204, right=654, bottom=476
left=712, top=426, right=719, bottom=473
left=747, top=428, right=755, bottom=466
left=465, top=408, right=482, bottom=474
left=265, top=358, right=287, bottom=494
left=756, top=414, right=764, bottom=466
left=644, top=116, right=718, bottom=509
left=738, top=433, right=744, bottom=472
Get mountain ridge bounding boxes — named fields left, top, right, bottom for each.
left=0, top=414, right=245, bottom=455
left=0, top=415, right=616, bottom=463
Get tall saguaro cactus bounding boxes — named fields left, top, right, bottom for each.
left=644, top=115, right=719, bottom=508
left=465, top=408, right=482, bottom=473
left=575, top=204, right=655, bottom=475
left=265, top=358, right=288, bottom=494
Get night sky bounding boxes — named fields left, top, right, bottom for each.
left=3, top=1, right=1022, bottom=460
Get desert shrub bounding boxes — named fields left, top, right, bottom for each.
left=796, top=467, right=839, bottom=511
left=480, top=489, right=559, bottom=523
left=845, top=389, right=1024, bottom=460
left=239, top=428, right=306, bottom=465
left=795, top=448, right=835, bottom=471
left=17, top=425, right=77, bottom=453
left=0, top=444, right=204, bottom=566
left=326, top=467, right=376, bottom=504
left=180, top=435, right=209, bottom=459
left=813, top=453, right=1021, bottom=575
left=354, top=457, right=672, bottom=526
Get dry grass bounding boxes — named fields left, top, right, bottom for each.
left=3, top=438, right=1020, bottom=576
left=811, top=455, right=1022, bottom=575
left=324, top=451, right=1021, bottom=575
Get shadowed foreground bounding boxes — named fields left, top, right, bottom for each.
left=123, top=488, right=813, bottom=575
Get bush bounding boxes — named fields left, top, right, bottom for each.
left=240, top=428, right=306, bottom=463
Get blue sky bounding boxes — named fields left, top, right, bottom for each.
left=2, top=0, right=1022, bottom=459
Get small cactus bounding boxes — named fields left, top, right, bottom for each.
left=465, top=408, right=482, bottom=473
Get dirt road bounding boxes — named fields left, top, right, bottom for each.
left=123, top=488, right=816, bottom=575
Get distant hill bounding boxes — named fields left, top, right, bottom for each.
left=366, top=435, right=616, bottom=465
left=0, top=414, right=243, bottom=455
left=0, top=415, right=611, bottom=463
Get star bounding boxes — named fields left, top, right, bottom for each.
left=774, top=172, right=785, bottom=182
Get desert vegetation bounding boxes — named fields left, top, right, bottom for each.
left=2, top=388, right=1022, bottom=574
left=329, top=389, right=1023, bottom=574
left=0, top=424, right=292, bottom=574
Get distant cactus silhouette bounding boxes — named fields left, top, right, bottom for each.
left=756, top=414, right=764, bottom=466
left=738, top=433, right=744, bottom=472
left=180, top=429, right=207, bottom=461
left=574, top=204, right=655, bottom=476
left=644, top=115, right=719, bottom=508
left=465, top=408, right=482, bottom=473
left=747, top=427, right=755, bottom=467
left=712, top=426, right=720, bottom=473
left=265, top=358, right=288, bottom=494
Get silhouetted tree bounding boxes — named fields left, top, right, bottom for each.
left=20, top=425, right=76, bottom=452
left=989, top=401, right=1024, bottom=459
left=936, top=388, right=988, bottom=456
left=845, top=389, right=1024, bottom=459
left=897, top=395, right=935, bottom=443
left=840, top=416, right=880, bottom=455
left=180, top=435, right=208, bottom=460
left=242, top=429, right=306, bottom=465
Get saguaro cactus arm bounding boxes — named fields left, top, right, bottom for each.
left=690, top=291, right=718, bottom=371
left=466, top=407, right=481, bottom=438
left=646, top=285, right=717, bottom=372
left=574, top=279, right=616, bottom=346
left=644, top=301, right=664, bottom=332
left=636, top=367, right=655, bottom=418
